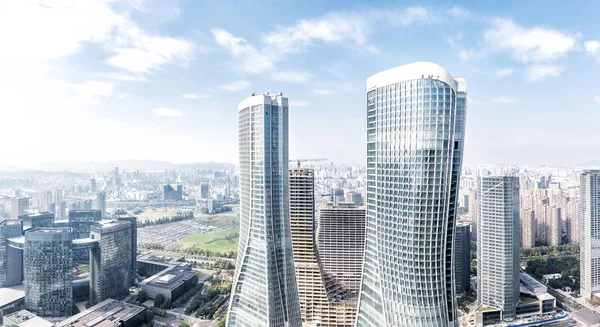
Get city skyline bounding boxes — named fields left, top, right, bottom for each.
left=2, top=1, right=600, bottom=168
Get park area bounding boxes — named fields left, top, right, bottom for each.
left=181, top=227, right=239, bottom=253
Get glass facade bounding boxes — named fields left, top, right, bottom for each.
left=477, top=176, right=520, bottom=319
left=228, top=94, right=302, bottom=327
left=580, top=170, right=600, bottom=299
left=454, top=222, right=471, bottom=295
left=0, top=220, right=22, bottom=287
left=357, top=62, right=466, bottom=327
left=24, top=228, right=73, bottom=318
left=89, top=220, right=134, bottom=305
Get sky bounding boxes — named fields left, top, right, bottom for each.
left=1, top=0, right=600, bottom=168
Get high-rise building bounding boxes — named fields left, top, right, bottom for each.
left=53, top=189, right=63, bottom=209
left=68, top=210, right=102, bottom=261
left=200, top=183, right=210, bottom=199
left=24, top=227, right=73, bottom=317
left=317, top=203, right=366, bottom=296
left=11, top=197, right=29, bottom=220
left=290, top=169, right=363, bottom=326
left=115, top=213, right=138, bottom=286
left=90, top=178, right=97, bottom=193
left=56, top=201, right=67, bottom=220
left=454, top=222, right=471, bottom=295
left=477, top=176, right=520, bottom=320
left=21, top=212, right=54, bottom=230
left=227, top=93, right=302, bottom=327
left=89, top=220, right=134, bottom=305
left=521, top=209, right=536, bottom=248
left=96, top=192, right=106, bottom=219
left=0, top=220, right=23, bottom=287
left=356, top=62, right=467, bottom=327
left=162, top=184, right=183, bottom=201
left=580, top=170, right=600, bottom=299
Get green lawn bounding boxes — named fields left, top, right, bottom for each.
left=181, top=228, right=239, bottom=253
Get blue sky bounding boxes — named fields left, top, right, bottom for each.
left=1, top=0, right=600, bottom=167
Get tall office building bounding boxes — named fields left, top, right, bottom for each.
left=90, top=178, right=97, bottom=193
left=454, top=222, right=471, bottom=295
left=68, top=210, right=102, bottom=261
left=227, top=93, right=302, bottom=327
left=53, top=189, right=63, bottom=208
left=96, top=192, right=107, bottom=219
left=89, top=220, right=134, bottom=305
left=24, top=228, right=73, bottom=317
left=580, top=170, right=600, bottom=299
left=11, top=197, right=29, bottom=220
left=477, top=176, right=520, bottom=320
left=356, top=62, right=467, bottom=327
left=0, top=220, right=23, bottom=287
left=21, top=212, right=54, bottom=230
left=115, top=213, right=138, bottom=286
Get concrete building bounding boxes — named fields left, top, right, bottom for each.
left=3, top=309, right=53, bottom=327
left=289, top=169, right=362, bottom=326
left=114, top=213, right=138, bottom=285
left=317, top=203, right=365, bottom=296
left=200, top=183, right=210, bottom=199
left=23, top=228, right=73, bottom=318
left=357, top=62, right=467, bottom=327
left=90, top=178, right=97, bottom=193
left=477, top=176, right=520, bottom=321
left=55, top=299, right=146, bottom=327
left=581, top=170, right=600, bottom=299
left=0, top=285, right=25, bottom=322
left=162, top=184, right=183, bottom=201
left=137, top=252, right=185, bottom=277
left=454, top=222, right=471, bottom=295
left=521, top=209, right=536, bottom=248
left=10, top=198, right=28, bottom=220
left=0, top=220, right=23, bottom=288
left=90, top=220, right=134, bottom=305
left=139, top=263, right=198, bottom=301
left=228, top=93, right=302, bottom=327
left=96, top=192, right=106, bottom=219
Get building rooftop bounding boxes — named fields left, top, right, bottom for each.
left=137, top=251, right=185, bottom=266
left=3, top=310, right=53, bottom=327
left=476, top=305, right=501, bottom=313
left=0, top=284, right=25, bottom=308
left=55, top=299, right=145, bottom=327
left=140, top=264, right=197, bottom=291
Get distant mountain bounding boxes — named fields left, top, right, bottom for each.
left=15, top=160, right=236, bottom=173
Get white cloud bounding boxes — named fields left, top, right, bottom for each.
left=484, top=18, right=577, bottom=63
left=459, top=50, right=485, bottom=62
left=526, top=64, right=563, bottom=81
left=263, top=12, right=372, bottom=55
left=220, top=80, right=251, bottom=92
left=117, top=93, right=131, bottom=99
left=271, top=71, right=313, bottom=84
left=211, top=28, right=274, bottom=74
left=470, top=97, right=519, bottom=105
left=312, top=89, right=336, bottom=95
left=152, top=108, right=184, bottom=118
left=594, top=96, right=600, bottom=104
left=495, top=68, right=514, bottom=78
left=383, top=6, right=433, bottom=26
left=585, top=40, right=600, bottom=54
left=290, top=100, right=310, bottom=107
left=182, top=93, right=209, bottom=99
left=103, top=72, right=148, bottom=82
left=447, top=6, right=474, bottom=19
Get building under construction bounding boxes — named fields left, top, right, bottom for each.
left=289, top=168, right=366, bottom=327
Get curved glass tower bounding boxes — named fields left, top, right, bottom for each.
left=227, top=94, right=302, bottom=327
left=356, top=62, right=467, bottom=327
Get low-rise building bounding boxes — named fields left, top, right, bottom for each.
left=55, top=299, right=146, bottom=327
left=0, top=285, right=25, bottom=322
left=3, top=309, right=53, bottom=327
left=139, top=264, right=198, bottom=301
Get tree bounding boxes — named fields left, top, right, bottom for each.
left=216, top=315, right=227, bottom=327
left=154, top=294, right=166, bottom=308
left=137, top=290, right=148, bottom=303
left=179, top=323, right=191, bottom=327
left=145, top=308, right=154, bottom=323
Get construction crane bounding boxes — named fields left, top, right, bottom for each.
left=289, top=158, right=328, bottom=168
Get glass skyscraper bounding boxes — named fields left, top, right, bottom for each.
left=477, top=176, right=520, bottom=320
left=227, top=93, right=302, bottom=327
left=580, top=170, right=600, bottom=299
left=357, top=62, right=467, bottom=327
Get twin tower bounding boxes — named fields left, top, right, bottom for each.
left=228, top=62, right=467, bottom=327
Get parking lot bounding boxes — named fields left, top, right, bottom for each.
left=138, top=220, right=215, bottom=248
